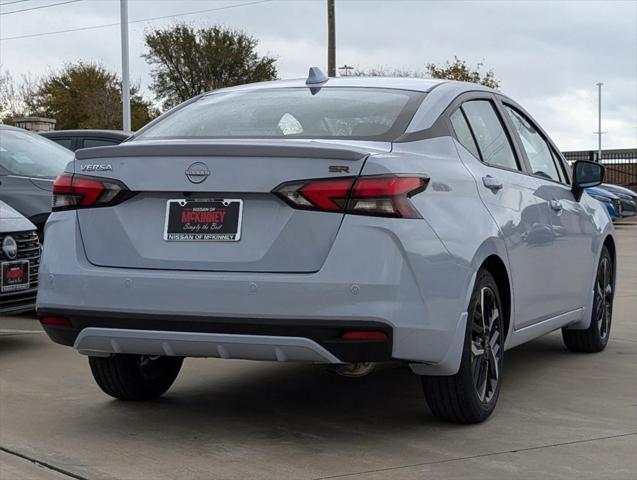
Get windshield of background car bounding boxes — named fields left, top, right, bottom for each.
left=135, top=87, right=426, bottom=141
left=0, top=129, right=73, bottom=177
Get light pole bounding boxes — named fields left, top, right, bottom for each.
left=594, top=82, right=605, bottom=162
left=120, top=0, right=131, bottom=131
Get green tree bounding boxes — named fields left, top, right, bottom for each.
left=31, top=62, right=157, bottom=130
left=143, top=24, right=278, bottom=109
left=425, top=56, right=500, bottom=89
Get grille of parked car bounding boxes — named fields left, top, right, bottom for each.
left=0, top=231, right=40, bottom=314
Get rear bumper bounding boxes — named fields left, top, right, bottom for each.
left=38, top=211, right=473, bottom=365
left=39, top=310, right=392, bottom=363
left=76, top=329, right=344, bottom=363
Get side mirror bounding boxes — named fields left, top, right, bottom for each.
left=572, top=160, right=604, bottom=201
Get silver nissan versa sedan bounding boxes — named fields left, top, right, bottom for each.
left=37, top=70, right=615, bottom=423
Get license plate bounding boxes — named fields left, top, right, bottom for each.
left=1, top=260, right=30, bottom=293
left=163, top=199, right=243, bottom=241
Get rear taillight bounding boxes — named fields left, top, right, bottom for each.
left=52, top=174, right=133, bottom=211
left=273, top=175, right=428, bottom=218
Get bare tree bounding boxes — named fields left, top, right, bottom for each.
left=0, top=70, right=46, bottom=123
left=347, top=58, right=500, bottom=89
left=350, top=66, right=425, bottom=78
left=0, top=70, right=24, bottom=122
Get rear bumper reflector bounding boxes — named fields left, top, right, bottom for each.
left=342, top=331, right=388, bottom=341
left=40, top=316, right=72, bottom=327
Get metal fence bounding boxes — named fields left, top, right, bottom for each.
left=562, top=149, right=637, bottom=193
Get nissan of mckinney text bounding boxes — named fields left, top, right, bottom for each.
left=37, top=70, right=615, bottom=423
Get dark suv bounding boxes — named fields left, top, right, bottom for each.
left=41, top=129, right=131, bottom=151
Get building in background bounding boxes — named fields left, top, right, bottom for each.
left=12, top=117, right=56, bottom=132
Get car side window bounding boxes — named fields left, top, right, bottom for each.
left=51, top=138, right=73, bottom=150
left=550, top=148, right=571, bottom=185
left=449, top=109, right=481, bottom=160
left=504, top=105, right=564, bottom=183
left=461, top=100, right=519, bottom=171
left=83, top=138, right=121, bottom=148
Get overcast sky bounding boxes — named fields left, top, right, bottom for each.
left=1, top=0, right=635, bottom=150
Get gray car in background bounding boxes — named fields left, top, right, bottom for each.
left=37, top=74, right=615, bottom=423
left=0, top=125, right=73, bottom=236
left=41, top=129, right=131, bottom=151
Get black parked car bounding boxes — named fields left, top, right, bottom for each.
left=40, top=129, right=131, bottom=151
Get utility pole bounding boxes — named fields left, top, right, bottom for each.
left=594, top=82, right=605, bottom=162
left=327, top=0, right=335, bottom=77
left=120, top=0, right=131, bottom=131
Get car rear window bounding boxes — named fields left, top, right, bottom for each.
left=135, top=87, right=425, bottom=142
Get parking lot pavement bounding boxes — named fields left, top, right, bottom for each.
left=1, top=223, right=636, bottom=480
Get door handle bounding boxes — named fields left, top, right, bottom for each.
left=482, top=175, right=503, bottom=191
left=550, top=199, right=563, bottom=212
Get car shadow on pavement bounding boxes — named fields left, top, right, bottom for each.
left=73, top=333, right=576, bottom=444
left=0, top=333, right=43, bottom=356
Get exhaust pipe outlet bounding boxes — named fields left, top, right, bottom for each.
left=330, top=362, right=375, bottom=378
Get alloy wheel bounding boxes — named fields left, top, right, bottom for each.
left=595, top=256, right=613, bottom=340
left=470, top=286, right=502, bottom=404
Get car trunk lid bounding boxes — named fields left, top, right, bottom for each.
left=74, top=140, right=388, bottom=273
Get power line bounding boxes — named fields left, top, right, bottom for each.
left=1, top=20, right=120, bottom=40
left=0, top=1, right=30, bottom=6
left=0, top=0, right=271, bottom=40
left=0, top=0, right=82, bottom=16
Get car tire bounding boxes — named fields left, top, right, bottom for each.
left=562, top=246, right=614, bottom=353
left=422, top=269, right=504, bottom=424
left=88, top=354, right=183, bottom=401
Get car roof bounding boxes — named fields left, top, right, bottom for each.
left=203, top=77, right=494, bottom=96
left=0, top=124, right=29, bottom=133
left=602, top=183, right=637, bottom=195
left=0, top=125, right=131, bottom=139
left=41, top=129, right=131, bottom=138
